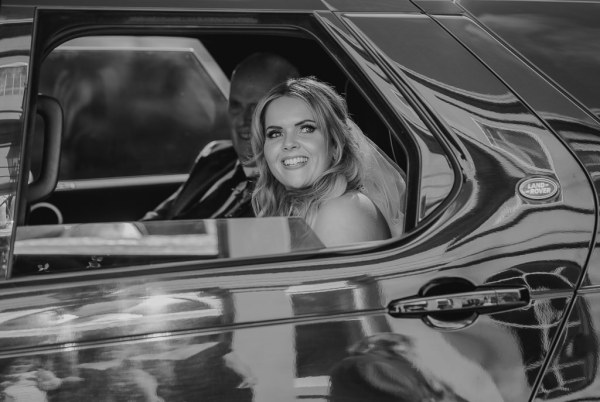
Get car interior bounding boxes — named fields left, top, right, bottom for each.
left=11, top=28, right=410, bottom=276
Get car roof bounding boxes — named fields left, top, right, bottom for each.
left=1, top=0, right=419, bottom=12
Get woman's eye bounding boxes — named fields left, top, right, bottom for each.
left=266, top=130, right=281, bottom=139
left=300, top=125, right=316, bottom=134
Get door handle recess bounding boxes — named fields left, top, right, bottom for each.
left=387, top=286, right=529, bottom=318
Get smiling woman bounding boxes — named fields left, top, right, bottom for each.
left=251, top=77, right=406, bottom=247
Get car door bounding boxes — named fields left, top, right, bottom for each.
left=0, top=2, right=597, bottom=402
left=320, top=6, right=597, bottom=400
left=448, top=1, right=600, bottom=399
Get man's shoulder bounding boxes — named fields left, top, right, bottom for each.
left=196, top=140, right=235, bottom=161
left=189, top=140, right=239, bottom=178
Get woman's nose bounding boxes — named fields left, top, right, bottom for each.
left=282, top=133, right=299, bottom=150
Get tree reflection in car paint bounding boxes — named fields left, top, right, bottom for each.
left=0, top=334, right=254, bottom=402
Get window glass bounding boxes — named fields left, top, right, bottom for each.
left=14, top=26, right=423, bottom=277
left=37, top=36, right=231, bottom=180
left=0, top=109, right=21, bottom=276
left=0, top=63, right=26, bottom=97
left=0, top=54, right=29, bottom=278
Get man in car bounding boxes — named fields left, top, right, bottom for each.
left=140, top=53, right=299, bottom=221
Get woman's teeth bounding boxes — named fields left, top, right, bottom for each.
left=282, top=157, right=308, bottom=167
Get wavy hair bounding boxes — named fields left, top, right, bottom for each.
left=251, top=77, right=363, bottom=226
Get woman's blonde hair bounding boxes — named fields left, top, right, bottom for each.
left=251, top=77, right=363, bottom=225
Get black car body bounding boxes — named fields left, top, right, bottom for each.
left=0, top=0, right=599, bottom=401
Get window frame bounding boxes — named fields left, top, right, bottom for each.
left=9, top=8, right=461, bottom=280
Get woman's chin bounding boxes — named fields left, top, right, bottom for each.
left=283, top=181, right=311, bottom=191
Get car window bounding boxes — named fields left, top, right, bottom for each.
left=0, top=61, right=28, bottom=278
left=34, top=36, right=231, bottom=181
left=10, top=17, right=457, bottom=277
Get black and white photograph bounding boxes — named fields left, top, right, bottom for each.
left=0, top=0, right=600, bottom=400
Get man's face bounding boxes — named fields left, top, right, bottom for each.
left=228, top=73, right=277, bottom=166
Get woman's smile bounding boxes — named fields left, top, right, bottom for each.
left=263, top=96, right=329, bottom=189
left=282, top=156, right=309, bottom=168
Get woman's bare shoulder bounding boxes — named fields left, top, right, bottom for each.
left=313, top=191, right=390, bottom=247
left=318, top=191, right=376, bottom=215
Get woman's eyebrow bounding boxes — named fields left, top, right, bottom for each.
left=266, top=119, right=315, bottom=130
left=294, top=119, right=316, bottom=127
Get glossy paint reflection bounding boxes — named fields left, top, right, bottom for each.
left=431, top=15, right=600, bottom=289
left=12, top=217, right=324, bottom=275
left=0, top=14, right=32, bottom=279
left=458, top=0, right=600, bottom=120
left=0, top=267, right=575, bottom=402
left=0, top=332, right=254, bottom=402
left=288, top=278, right=508, bottom=401
left=534, top=294, right=599, bottom=400
left=338, top=12, right=594, bottom=396
left=0, top=283, right=232, bottom=349
left=1, top=7, right=597, bottom=402
left=316, top=12, right=455, bottom=222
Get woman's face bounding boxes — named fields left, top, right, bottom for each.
left=263, top=96, right=330, bottom=189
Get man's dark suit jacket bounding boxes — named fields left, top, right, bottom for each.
left=140, top=140, right=254, bottom=221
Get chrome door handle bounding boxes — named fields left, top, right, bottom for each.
left=387, top=286, right=529, bottom=318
